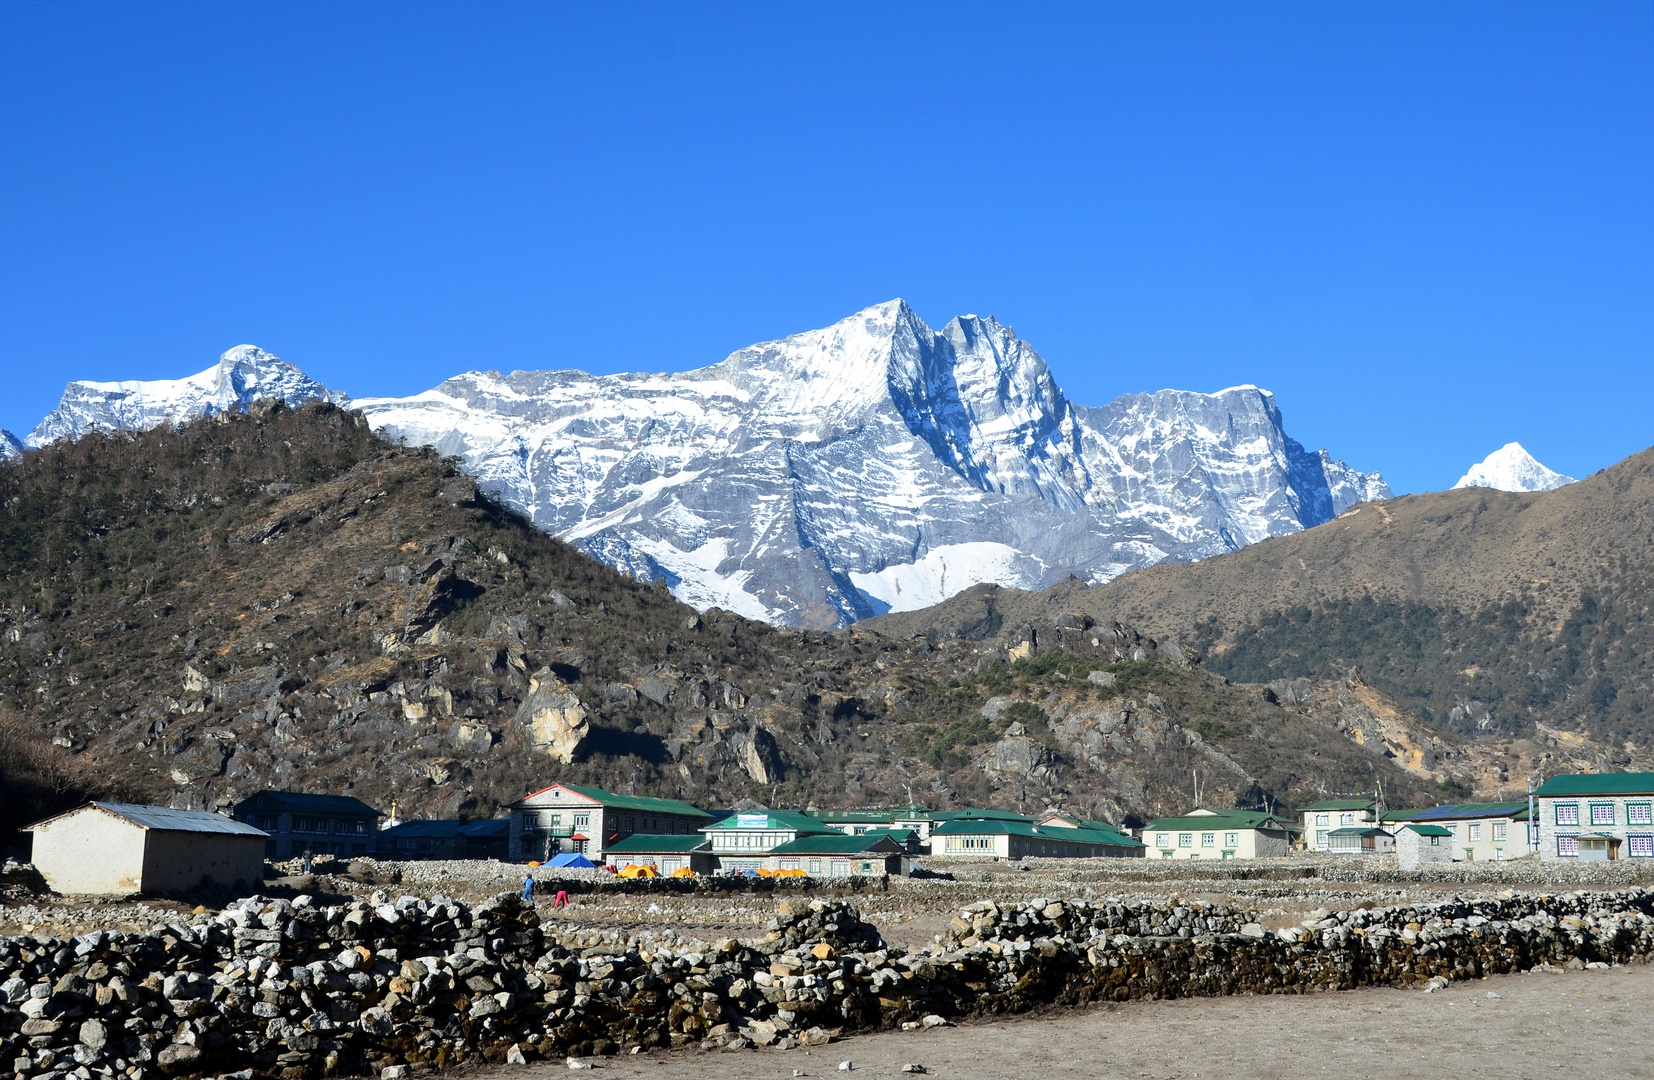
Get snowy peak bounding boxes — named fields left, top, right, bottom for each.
left=0, top=430, right=22, bottom=461
left=1453, top=442, right=1574, bottom=493
left=27, top=345, right=348, bottom=447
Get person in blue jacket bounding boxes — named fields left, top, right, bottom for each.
left=522, top=874, right=535, bottom=902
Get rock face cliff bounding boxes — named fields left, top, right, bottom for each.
left=357, top=300, right=1388, bottom=627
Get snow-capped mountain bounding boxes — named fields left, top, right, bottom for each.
left=26, top=345, right=348, bottom=447
left=1452, top=442, right=1574, bottom=493
left=355, top=301, right=1390, bottom=627
left=0, top=430, right=21, bottom=461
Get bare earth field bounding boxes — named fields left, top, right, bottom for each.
left=473, top=963, right=1654, bottom=1080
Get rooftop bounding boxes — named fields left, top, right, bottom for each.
left=233, top=791, right=382, bottom=817
left=515, top=784, right=710, bottom=818
left=1299, top=799, right=1377, bottom=812
left=931, top=818, right=1143, bottom=846
left=29, top=802, right=268, bottom=836
left=1533, top=774, right=1654, bottom=798
left=1410, top=801, right=1530, bottom=822
left=702, top=810, right=836, bottom=834
left=1404, top=824, right=1454, bottom=837
left=1143, top=811, right=1297, bottom=833
left=603, top=833, right=711, bottom=854
left=767, top=834, right=907, bottom=856
left=378, top=819, right=509, bottom=839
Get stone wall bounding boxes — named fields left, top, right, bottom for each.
left=3, top=888, right=1652, bottom=1080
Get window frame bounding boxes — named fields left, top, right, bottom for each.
left=1629, top=803, right=1653, bottom=826
left=1554, top=802, right=1580, bottom=827
left=1628, top=834, right=1654, bottom=859
left=1200, top=832, right=1215, bottom=848
left=1178, top=833, right=1193, bottom=848
left=1556, top=833, right=1579, bottom=858
left=1590, top=803, right=1616, bottom=827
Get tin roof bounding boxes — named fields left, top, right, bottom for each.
left=512, top=783, right=710, bottom=818
left=767, top=834, right=906, bottom=856
left=1534, top=774, right=1654, bottom=797
left=702, top=810, right=835, bottom=834
left=1410, top=801, right=1530, bottom=823
left=27, top=802, right=268, bottom=836
left=232, top=791, right=382, bottom=817
left=603, top=834, right=711, bottom=854
left=1143, top=810, right=1297, bottom=833
left=1404, top=824, right=1454, bottom=837
left=1299, top=799, right=1377, bottom=812
left=379, top=818, right=510, bottom=840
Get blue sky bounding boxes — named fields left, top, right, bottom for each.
left=1, top=3, right=1649, bottom=493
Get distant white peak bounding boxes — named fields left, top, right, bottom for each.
left=1452, top=442, right=1574, bottom=493
left=0, top=429, right=22, bottom=461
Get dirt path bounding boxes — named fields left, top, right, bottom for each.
left=472, top=963, right=1654, bottom=1080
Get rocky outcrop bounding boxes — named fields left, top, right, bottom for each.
left=514, top=669, right=588, bottom=763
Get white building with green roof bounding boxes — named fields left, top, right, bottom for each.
left=508, top=783, right=711, bottom=863
left=1300, top=798, right=1379, bottom=852
left=1141, top=808, right=1296, bottom=860
left=1534, top=773, right=1654, bottom=862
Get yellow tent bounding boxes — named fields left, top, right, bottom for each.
left=617, top=864, right=659, bottom=878
left=670, top=867, right=696, bottom=878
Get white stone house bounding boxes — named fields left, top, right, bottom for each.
left=507, top=783, right=710, bottom=863
left=1396, top=824, right=1453, bottom=870
left=25, top=802, right=267, bottom=896
left=1534, top=773, right=1654, bottom=862
left=1300, top=799, right=1377, bottom=852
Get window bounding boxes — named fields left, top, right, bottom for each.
left=1469, top=824, right=1481, bottom=841
left=1179, top=833, right=1193, bottom=848
left=573, top=814, right=590, bottom=830
left=1493, top=822, right=1507, bottom=842
left=1226, top=833, right=1239, bottom=847
left=1201, top=833, right=1215, bottom=847
left=1156, top=834, right=1170, bottom=848
left=1557, top=834, right=1579, bottom=858
left=1590, top=804, right=1616, bottom=827
left=1340, top=813, right=1353, bottom=826
left=1429, top=836, right=1440, bottom=847
left=1630, top=804, right=1653, bottom=826
left=808, top=858, right=822, bottom=873
left=1554, top=803, right=1580, bottom=826
left=1629, top=835, right=1654, bottom=859
left=1316, top=814, right=1328, bottom=827
left=1316, top=830, right=1328, bottom=847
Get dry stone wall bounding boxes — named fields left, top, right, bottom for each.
left=3, top=889, right=1653, bottom=1080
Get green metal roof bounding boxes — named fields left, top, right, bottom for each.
left=767, top=834, right=906, bottom=856
left=1329, top=827, right=1390, bottom=837
left=1143, top=811, right=1296, bottom=833
left=1533, top=774, right=1654, bottom=797
left=1377, top=809, right=1425, bottom=822
left=1404, top=824, right=1454, bottom=837
left=928, top=808, right=1032, bottom=823
left=931, top=818, right=1143, bottom=847
left=552, top=784, right=711, bottom=817
left=702, top=810, right=835, bottom=834
left=602, top=833, right=710, bottom=854
left=1299, top=799, right=1377, bottom=812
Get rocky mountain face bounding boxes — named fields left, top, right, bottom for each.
left=0, top=431, right=20, bottom=461
left=876, top=444, right=1654, bottom=751
left=355, top=300, right=1389, bottom=628
left=1454, top=442, right=1575, bottom=492
left=25, top=345, right=349, bottom=447
left=0, top=406, right=1448, bottom=840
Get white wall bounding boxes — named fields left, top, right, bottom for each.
left=30, top=810, right=149, bottom=895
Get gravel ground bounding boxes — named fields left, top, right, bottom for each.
left=464, top=962, right=1654, bottom=1080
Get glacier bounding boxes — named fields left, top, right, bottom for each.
left=1453, top=442, right=1574, bottom=493
left=17, top=302, right=1389, bottom=627
left=354, top=300, right=1390, bottom=627
left=25, top=345, right=349, bottom=447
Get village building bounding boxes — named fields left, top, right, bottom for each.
left=1407, top=801, right=1534, bottom=861
left=376, top=819, right=510, bottom=861
left=1141, top=809, right=1296, bottom=860
left=231, top=790, right=381, bottom=861
left=763, top=833, right=910, bottom=876
left=1396, top=823, right=1454, bottom=869
left=1376, top=808, right=1425, bottom=834
left=603, top=834, right=716, bottom=876
left=1327, top=826, right=1395, bottom=855
left=1034, top=813, right=1145, bottom=857
left=930, top=817, right=1141, bottom=859
left=1300, top=799, right=1378, bottom=852
left=816, top=805, right=935, bottom=841
left=699, top=811, right=837, bottom=874
left=508, top=784, right=711, bottom=863
left=25, top=802, right=267, bottom=896
left=1534, top=773, right=1654, bottom=862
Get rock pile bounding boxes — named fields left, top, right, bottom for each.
left=2, top=889, right=1652, bottom=1080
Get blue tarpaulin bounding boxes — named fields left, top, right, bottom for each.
left=547, top=853, right=595, bottom=868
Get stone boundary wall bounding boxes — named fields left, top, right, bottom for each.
left=3, top=888, right=1652, bottom=1080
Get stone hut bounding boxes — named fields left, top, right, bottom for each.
left=24, top=801, right=267, bottom=896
